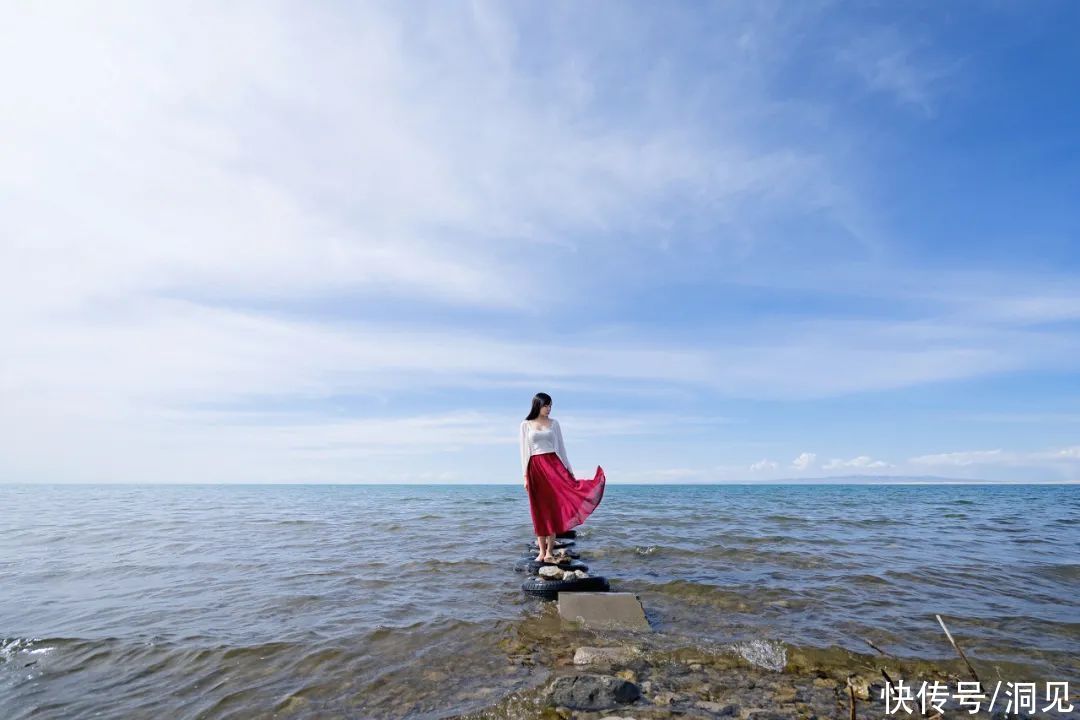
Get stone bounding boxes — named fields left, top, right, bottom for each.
left=652, top=691, right=678, bottom=705
left=573, top=647, right=640, bottom=665
left=615, top=669, right=637, bottom=683
left=539, top=566, right=564, bottom=579
left=696, top=701, right=739, bottom=715
left=549, top=674, right=641, bottom=711
left=558, top=592, right=651, bottom=631
left=848, top=675, right=871, bottom=700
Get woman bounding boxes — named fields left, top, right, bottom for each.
left=520, top=392, right=606, bottom=563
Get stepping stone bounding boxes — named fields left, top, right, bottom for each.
left=519, top=548, right=580, bottom=560
left=512, top=557, right=589, bottom=574
left=558, top=592, right=651, bottom=631
left=527, top=539, right=574, bottom=550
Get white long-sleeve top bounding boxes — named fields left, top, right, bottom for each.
left=520, top=418, right=573, bottom=477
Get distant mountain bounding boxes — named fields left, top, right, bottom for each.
left=736, top=474, right=1048, bottom=484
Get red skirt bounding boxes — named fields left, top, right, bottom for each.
left=526, top=452, right=605, bottom=536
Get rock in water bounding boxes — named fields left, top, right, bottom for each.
left=538, top=566, right=564, bottom=580
left=573, top=647, right=639, bottom=665
left=549, top=674, right=641, bottom=710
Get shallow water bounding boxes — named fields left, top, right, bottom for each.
left=1, top=483, right=1077, bottom=718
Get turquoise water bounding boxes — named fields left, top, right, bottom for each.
left=1, top=483, right=1077, bottom=718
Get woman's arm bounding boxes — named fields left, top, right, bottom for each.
left=553, top=419, right=574, bottom=478
left=520, top=421, right=530, bottom=479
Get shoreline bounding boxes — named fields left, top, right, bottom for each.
left=447, top=608, right=1074, bottom=720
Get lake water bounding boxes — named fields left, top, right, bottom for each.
left=1, top=483, right=1077, bottom=718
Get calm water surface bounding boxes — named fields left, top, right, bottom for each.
left=1, top=483, right=1077, bottom=718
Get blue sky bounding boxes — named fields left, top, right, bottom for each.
left=2, top=1, right=1079, bottom=483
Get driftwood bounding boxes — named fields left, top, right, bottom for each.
left=854, top=616, right=997, bottom=719
left=866, top=640, right=944, bottom=719
left=935, top=614, right=985, bottom=695
left=864, top=637, right=892, bottom=657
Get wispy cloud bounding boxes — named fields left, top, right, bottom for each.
left=909, top=449, right=1009, bottom=467
left=823, top=456, right=891, bottom=470
left=836, top=25, right=960, bottom=116
left=610, top=444, right=1080, bottom=483
left=909, top=446, right=1080, bottom=471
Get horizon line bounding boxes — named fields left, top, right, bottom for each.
left=2, top=480, right=1078, bottom=486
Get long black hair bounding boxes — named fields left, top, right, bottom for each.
left=525, top=392, right=552, bottom=420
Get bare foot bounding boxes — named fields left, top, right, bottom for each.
left=543, top=554, right=557, bottom=563
left=534, top=553, right=544, bottom=561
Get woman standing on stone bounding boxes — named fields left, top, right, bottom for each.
left=520, top=392, right=606, bottom=563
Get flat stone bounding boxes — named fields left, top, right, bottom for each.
left=558, top=592, right=651, bottom=631
left=696, top=701, right=740, bottom=715
left=573, top=646, right=640, bottom=665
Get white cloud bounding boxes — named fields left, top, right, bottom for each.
left=909, top=449, right=1008, bottom=467
left=1049, top=446, right=1080, bottom=460
left=908, top=445, right=1080, bottom=472
left=750, top=459, right=779, bottom=471
left=1, top=2, right=851, bottom=319
left=791, top=452, right=817, bottom=471
left=823, top=455, right=892, bottom=470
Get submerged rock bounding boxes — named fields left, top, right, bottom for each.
left=549, top=674, right=641, bottom=710
left=573, top=646, right=640, bottom=665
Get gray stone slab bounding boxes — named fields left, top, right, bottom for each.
left=557, top=592, right=651, bottom=630
left=573, top=646, right=641, bottom=665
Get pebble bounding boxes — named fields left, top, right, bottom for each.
left=651, top=691, right=678, bottom=705
left=695, top=700, right=740, bottom=715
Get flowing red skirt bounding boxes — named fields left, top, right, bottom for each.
left=526, top=451, right=605, bottom=536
